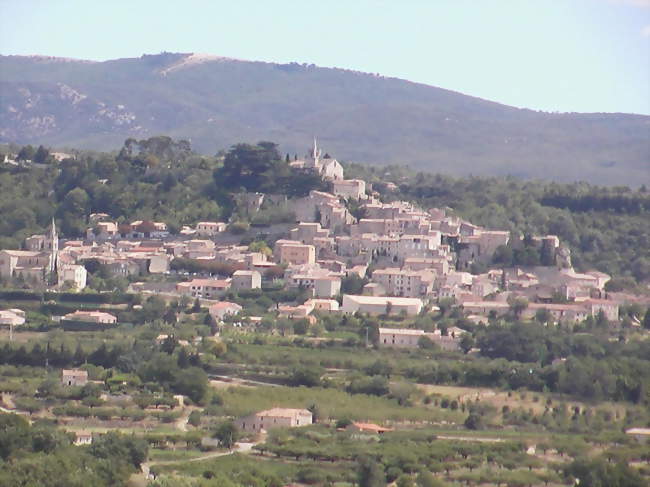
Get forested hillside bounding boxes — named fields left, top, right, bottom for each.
left=1, top=53, right=648, bottom=186
left=1, top=137, right=648, bottom=288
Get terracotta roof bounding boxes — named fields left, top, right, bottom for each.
left=62, top=369, right=88, bottom=377
left=351, top=422, right=393, bottom=433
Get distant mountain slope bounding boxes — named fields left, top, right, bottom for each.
left=1, top=52, right=648, bottom=185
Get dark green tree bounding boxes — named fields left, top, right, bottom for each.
left=358, top=456, right=386, bottom=487
left=213, top=421, right=239, bottom=449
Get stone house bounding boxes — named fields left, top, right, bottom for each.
left=195, top=222, right=227, bottom=237
left=378, top=327, right=427, bottom=348
left=62, top=311, right=117, bottom=325
left=61, top=369, right=88, bottom=386
left=290, top=222, right=330, bottom=244
left=274, top=240, right=316, bottom=265
left=58, top=264, right=87, bottom=290
left=585, top=299, right=619, bottom=321
left=313, top=276, right=341, bottom=298
left=378, top=327, right=462, bottom=351
left=74, top=430, right=93, bottom=445
left=0, top=309, right=26, bottom=326
left=231, top=270, right=261, bottom=290
left=86, top=221, right=119, bottom=241
left=235, top=408, right=312, bottom=433
left=0, top=250, right=52, bottom=283
left=371, top=268, right=434, bottom=298
left=176, top=279, right=231, bottom=299
left=333, top=179, right=366, bottom=200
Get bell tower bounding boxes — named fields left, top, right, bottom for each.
left=49, top=218, right=58, bottom=277
left=306, top=137, right=322, bottom=169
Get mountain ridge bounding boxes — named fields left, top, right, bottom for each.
left=1, top=52, right=648, bottom=185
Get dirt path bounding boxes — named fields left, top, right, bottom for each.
left=436, top=435, right=504, bottom=443
left=142, top=440, right=259, bottom=479
left=209, top=375, right=280, bottom=388
left=174, top=407, right=195, bottom=432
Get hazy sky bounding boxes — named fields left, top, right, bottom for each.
left=1, top=0, right=649, bottom=114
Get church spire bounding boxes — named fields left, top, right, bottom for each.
left=312, top=136, right=319, bottom=160
left=49, top=217, right=58, bottom=279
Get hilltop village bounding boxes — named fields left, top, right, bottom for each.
left=1, top=140, right=622, bottom=338
left=0, top=140, right=648, bottom=486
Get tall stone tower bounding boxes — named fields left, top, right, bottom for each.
left=48, top=218, right=58, bottom=277
left=305, top=137, right=322, bottom=169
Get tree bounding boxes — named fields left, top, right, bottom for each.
left=357, top=456, right=386, bottom=487
left=172, top=367, right=208, bottom=404
left=90, top=431, right=148, bottom=469
left=289, top=366, right=322, bottom=387
left=417, top=335, right=437, bottom=350
left=397, top=475, right=416, bottom=487
left=61, top=187, right=90, bottom=216
left=16, top=145, right=35, bottom=161
left=161, top=335, right=178, bottom=354
left=293, top=319, right=309, bottom=335
left=163, top=308, right=177, bottom=324
left=389, top=381, right=415, bottom=406
left=307, top=403, right=322, bottom=423
left=140, top=295, right=167, bottom=322
left=595, top=309, right=609, bottom=328
left=341, top=274, right=367, bottom=294
left=533, top=307, right=551, bottom=324
left=213, top=421, right=239, bottom=449
left=33, top=145, right=50, bottom=164
left=459, top=334, right=474, bottom=354
left=508, top=296, right=529, bottom=319
left=0, top=414, right=31, bottom=459
left=249, top=240, right=272, bottom=257
left=464, top=413, right=484, bottom=430
left=564, top=457, right=645, bottom=487
left=416, top=471, right=445, bottom=487
left=364, top=359, right=393, bottom=377
left=188, top=410, right=202, bottom=428
left=437, top=298, right=456, bottom=316
left=335, top=418, right=352, bottom=428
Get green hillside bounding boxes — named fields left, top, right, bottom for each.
left=1, top=52, right=648, bottom=185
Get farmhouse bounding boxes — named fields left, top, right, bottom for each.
left=235, top=408, right=313, bottom=433
left=62, top=310, right=117, bottom=324
left=61, top=369, right=88, bottom=386
left=0, top=309, right=26, bottom=326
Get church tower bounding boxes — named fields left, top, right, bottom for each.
left=305, top=137, right=322, bottom=169
left=48, top=218, right=58, bottom=278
